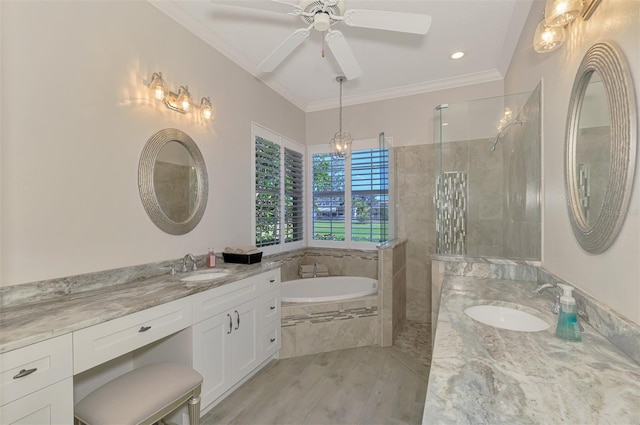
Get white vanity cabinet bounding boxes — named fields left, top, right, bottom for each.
left=192, top=269, right=280, bottom=411
left=0, top=334, right=74, bottom=424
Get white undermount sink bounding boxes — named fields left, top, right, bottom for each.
left=180, top=272, right=229, bottom=282
left=464, top=304, right=550, bottom=332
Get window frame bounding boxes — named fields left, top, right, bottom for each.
left=307, top=138, right=388, bottom=250
left=251, top=122, right=305, bottom=255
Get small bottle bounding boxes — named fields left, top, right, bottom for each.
left=207, top=247, right=216, bottom=268
left=555, top=284, right=581, bottom=342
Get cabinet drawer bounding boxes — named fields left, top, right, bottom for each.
left=259, top=269, right=281, bottom=292
left=192, top=277, right=259, bottom=323
left=260, top=290, right=281, bottom=326
left=262, top=323, right=280, bottom=359
left=0, top=334, right=72, bottom=406
left=0, top=377, right=73, bottom=425
left=73, top=297, right=192, bottom=374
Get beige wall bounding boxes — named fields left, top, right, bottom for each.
left=0, top=1, right=304, bottom=286
left=505, top=0, right=640, bottom=324
left=305, top=81, right=505, bottom=147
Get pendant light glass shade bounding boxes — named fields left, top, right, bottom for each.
left=544, top=0, right=583, bottom=27
left=330, top=76, right=352, bottom=160
left=533, top=19, right=566, bottom=53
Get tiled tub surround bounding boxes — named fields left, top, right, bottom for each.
left=280, top=296, right=379, bottom=358
left=268, top=247, right=378, bottom=282
left=0, top=259, right=281, bottom=354
left=424, top=272, right=640, bottom=424
left=274, top=241, right=407, bottom=356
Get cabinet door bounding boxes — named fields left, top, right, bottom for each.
left=231, top=299, right=260, bottom=381
left=192, top=312, right=233, bottom=409
left=0, top=378, right=73, bottom=425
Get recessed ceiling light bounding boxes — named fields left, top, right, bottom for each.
left=451, top=51, right=465, bottom=60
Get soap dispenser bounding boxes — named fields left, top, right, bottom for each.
left=207, top=247, right=216, bottom=268
left=555, top=284, right=581, bottom=342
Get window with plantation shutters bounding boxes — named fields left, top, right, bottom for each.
left=351, top=148, right=388, bottom=243
left=252, top=123, right=304, bottom=253
left=310, top=143, right=389, bottom=246
left=255, top=137, right=281, bottom=247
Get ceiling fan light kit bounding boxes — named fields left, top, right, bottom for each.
left=220, top=0, right=432, bottom=80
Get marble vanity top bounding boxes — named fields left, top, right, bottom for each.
left=423, top=275, right=640, bottom=424
left=0, top=262, right=280, bottom=354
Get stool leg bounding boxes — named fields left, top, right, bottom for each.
left=188, top=395, right=201, bottom=425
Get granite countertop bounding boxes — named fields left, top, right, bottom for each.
left=0, top=262, right=281, bottom=354
left=423, top=275, right=640, bottom=424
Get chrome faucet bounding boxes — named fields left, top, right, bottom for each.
left=532, top=282, right=556, bottom=294
left=533, top=282, right=561, bottom=314
left=182, top=253, right=197, bottom=273
left=313, top=261, right=319, bottom=278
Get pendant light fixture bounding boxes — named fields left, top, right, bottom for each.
left=330, top=76, right=352, bottom=160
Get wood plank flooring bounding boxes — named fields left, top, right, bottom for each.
left=201, top=333, right=429, bottom=425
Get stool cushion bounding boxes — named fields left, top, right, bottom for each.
left=75, top=362, right=203, bottom=425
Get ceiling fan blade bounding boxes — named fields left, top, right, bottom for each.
left=211, top=0, right=300, bottom=14
left=343, top=10, right=432, bottom=35
left=325, top=30, right=362, bottom=80
left=258, top=28, right=310, bottom=72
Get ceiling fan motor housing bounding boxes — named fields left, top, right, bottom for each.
left=300, top=0, right=345, bottom=27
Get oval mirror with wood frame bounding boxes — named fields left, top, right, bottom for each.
left=139, top=128, right=209, bottom=235
left=565, top=42, right=637, bottom=254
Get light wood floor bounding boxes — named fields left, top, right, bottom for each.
left=201, top=343, right=429, bottom=425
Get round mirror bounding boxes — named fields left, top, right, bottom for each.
left=565, top=42, right=637, bottom=254
left=139, top=128, right=208, bottom=235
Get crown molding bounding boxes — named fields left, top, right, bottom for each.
left=305, top=69, right=505, bottom=112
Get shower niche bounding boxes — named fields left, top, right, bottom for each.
left=433, top=86, right=541, bottom=260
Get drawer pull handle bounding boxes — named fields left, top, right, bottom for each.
left=270, top=306, right=276, bottom=310
left=227, top=314, right=233, bottom=334
left=235, top=310, right=240, bottom=330
left=269, top=278, right=276, bottom=283
left=13, top=368, right=37, bottom=379
left=139, top=326, right=152, bottom=332
left=270, top=337, right=276, bottom=343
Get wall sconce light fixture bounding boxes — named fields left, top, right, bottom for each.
left=533, top=0, right=602, bottom=54
left=533, top=19, right=566, bottom=53
left=147, top=72, right=214, bottom=122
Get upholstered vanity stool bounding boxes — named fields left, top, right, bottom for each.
left=74, top=362, right=203, bottom=425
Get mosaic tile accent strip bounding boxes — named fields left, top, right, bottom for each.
left=434, top=171, right=467, bottom=255
left=282, top=306, right=378, bottom=327
left=578, top=163, right=590, bottom=221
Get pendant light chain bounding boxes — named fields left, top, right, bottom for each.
left=338, top=77, right=343, bottom=135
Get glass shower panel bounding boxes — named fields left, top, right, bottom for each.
left=433, top=86, right=541, bottom=260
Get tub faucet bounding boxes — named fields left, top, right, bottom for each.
left=182, top=253, right=197, bottom=273
left=313, top=261, right=319, bottom=278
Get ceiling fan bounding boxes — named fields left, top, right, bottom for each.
left=213, top=0, right=432, bottom=80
